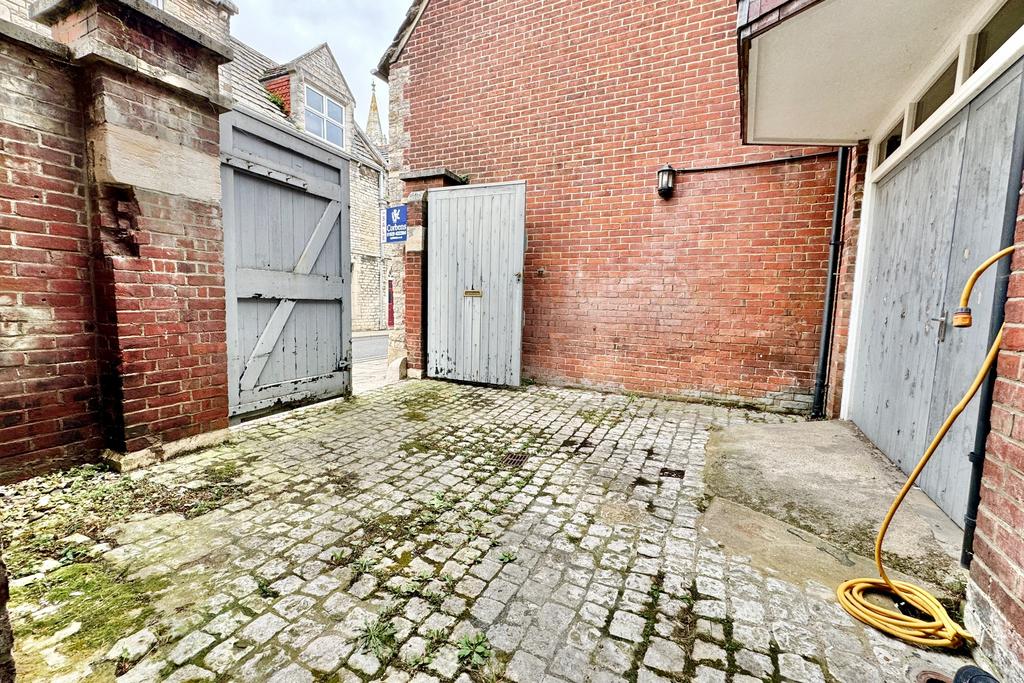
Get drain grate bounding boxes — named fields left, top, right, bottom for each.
left=659, top=468, right=686, bottom=479
left=501, top=452, right=530, bottom=468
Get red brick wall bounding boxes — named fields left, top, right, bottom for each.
left=0, top=39, right=102, bottom=481
left=393, top=0, right=837, bottom=409
left=973, top=172, right=1024, bottom=677
left=1, top=1, right=229, bottom=480
left=263, top=74, right=291, bottom=114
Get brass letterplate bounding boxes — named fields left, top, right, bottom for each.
left=464, top=289, right=483, bottom=298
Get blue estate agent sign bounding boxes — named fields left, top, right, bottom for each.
left=385, top=205, right=408, bottom=243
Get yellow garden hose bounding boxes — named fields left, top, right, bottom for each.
left=837, top=244, right=1020, bottom=649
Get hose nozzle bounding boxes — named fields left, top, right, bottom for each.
left=953, top=307, right=973, bottom=328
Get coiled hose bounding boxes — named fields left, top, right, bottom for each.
left=837, top=245, right=1020, bottom=649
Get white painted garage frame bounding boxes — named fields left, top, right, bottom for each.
left=842, top=2, right=1024, bottom=418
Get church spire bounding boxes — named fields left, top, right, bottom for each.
left=366, top=83, right=387, bottom=152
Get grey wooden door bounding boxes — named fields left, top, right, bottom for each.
left=426, top=182, right=526, bottom=386
left=221, top=111, right=351, bottom=417
left=849, top=61, right=1024, bottom=525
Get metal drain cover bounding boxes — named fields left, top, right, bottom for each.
left=501, top=452, right=529, bottom=468
left=659, top=468, right=686, bottom=479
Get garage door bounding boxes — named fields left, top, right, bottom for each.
left=221, top=111, right=352, bottom=417
left=849, top=61, right=1024, bottom=525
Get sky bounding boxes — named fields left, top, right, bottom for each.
left=231, top=0, right=411, bottom=133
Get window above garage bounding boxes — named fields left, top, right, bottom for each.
left=739, top=0, right=1024, bottom=173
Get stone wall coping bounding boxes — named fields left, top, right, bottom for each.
left=0, top=17, right=71, bottom=59
left=399, top=168, right=467, bottom=184
left=72, top=35, right=233, bottom=110
left=30, top=0, right=234, bottom=62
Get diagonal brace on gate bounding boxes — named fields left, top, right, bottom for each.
left=239, top=200, right=343, bottom=391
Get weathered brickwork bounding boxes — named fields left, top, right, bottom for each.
left=968, top=171, right=1024, bottom=681
left=0, top=35, right=102, bottom=481
left=387, top=0, right=837, bottom=410
left=1, top=0, right=231, bottom=479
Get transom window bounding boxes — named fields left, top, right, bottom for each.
left=145, top=0, right=164, bottom=8
left=876, top=0, right=1024, bottom=169
left=305, top=85, right=344, bottom=148
left=975, top=0, right=1024, bottom=73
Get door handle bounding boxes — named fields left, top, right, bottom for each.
left=930, top=313, right=947, bottom=343
left=514, top=272, right=522, bottom=282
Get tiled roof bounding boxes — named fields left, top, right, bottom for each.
left=220, top=37, right=287, bottom=121
left=221, top=37, right=384, bottom=170
left=375, top=0, right=429, bottom=80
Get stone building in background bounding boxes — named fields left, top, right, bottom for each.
left=222, top=40, right=391, bottom=332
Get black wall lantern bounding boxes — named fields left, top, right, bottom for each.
left=657, top=164, right=676, bottom=199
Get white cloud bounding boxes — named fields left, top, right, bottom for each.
left=230, top=0, right=410, bottom=133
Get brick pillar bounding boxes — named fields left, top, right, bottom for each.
left=396, top=169, right=466, bottom=379
left=33, top=0, right=233, bottom=469
left=403, top=190, right=428, bottom=376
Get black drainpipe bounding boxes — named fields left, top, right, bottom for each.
left=961, top=260, right=1009, bottom=567
left=811, top=146, right=850, bottom=419
left=962, top=139, right=1024, bottom=567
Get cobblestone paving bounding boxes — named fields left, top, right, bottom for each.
left=10, top=382, right=969, bottom=682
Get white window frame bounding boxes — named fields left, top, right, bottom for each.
left=304, top=84, right=345, bottom=149
left=841, top=0, right=1024, bottom=417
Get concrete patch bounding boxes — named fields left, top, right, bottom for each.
left=704, top=420, right=964, bottom=588
left=701, top=498, right=938, bottom=594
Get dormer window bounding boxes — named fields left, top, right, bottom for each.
left=305, top=85, right=344, bottom=147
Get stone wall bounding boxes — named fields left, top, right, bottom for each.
left=388, top=0, right=837, bottom=409
left=163, top=0, right=234, bottom=42
left=0, top=0, right=39, bottom=33
left=350, top=161, right=386, bottom=330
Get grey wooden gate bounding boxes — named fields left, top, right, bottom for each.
left=426, top=182, right=526, bottom=386
left=221, top=111, right=351, bottom=417
left=849, top=61, right=1024, bottom=525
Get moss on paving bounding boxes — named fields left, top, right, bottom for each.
left=13, top=562, right=168, bottom=651
left=1, top=463, right=247, bottom=578
left=10, top=561, right=170, bottom=680
left=398, top=383, right=451, bottom=422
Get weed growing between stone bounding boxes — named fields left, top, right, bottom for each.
left=457, top=631, right=493, bottom=668
left=354, top=616, right=397, bottom=660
